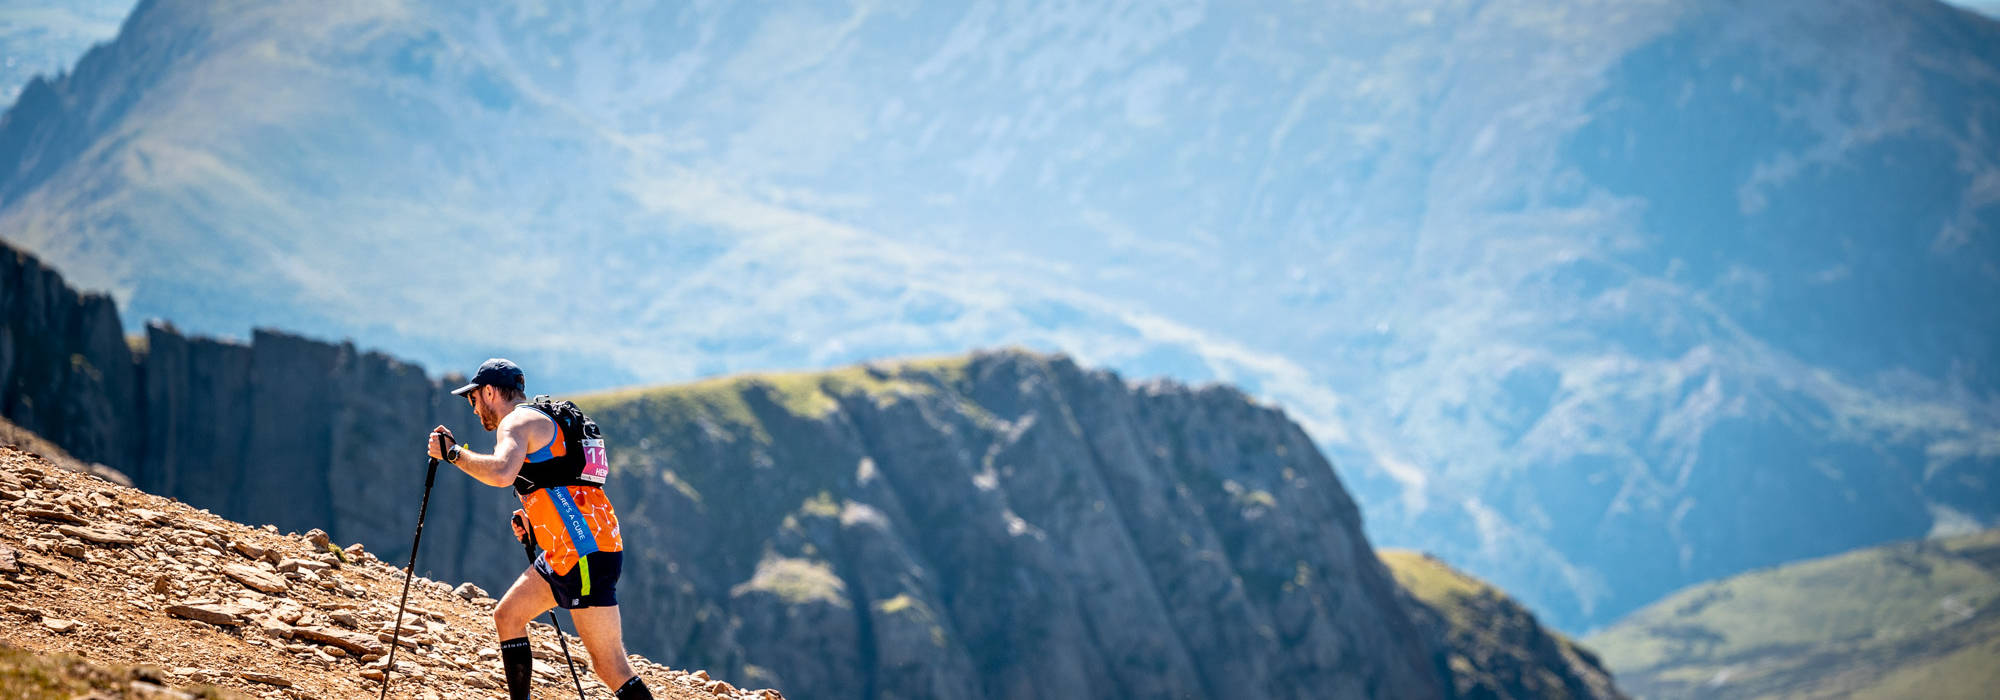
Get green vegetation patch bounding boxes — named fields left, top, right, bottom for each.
left=582, top=375, right=774, bottom=443
left=1588, top=529, right=2000, bottom=699
left=578, top=353, right=985, bottom=432
left=730, top=555, right=849, bottom=607
left=1380, top=549, right=1501, bottom=608
left=1379, top=549, right=1603, bottom=700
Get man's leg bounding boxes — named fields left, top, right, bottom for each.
left=570, top=605, right=650, bottom=698
left=494, top=567, right=557, bottom=700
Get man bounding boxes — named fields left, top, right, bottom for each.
left=426, top=358, right=653, bottom=700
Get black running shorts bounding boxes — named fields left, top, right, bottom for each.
left=534, top=550, right=622, bottom=609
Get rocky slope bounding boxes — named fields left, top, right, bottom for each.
left=0, top=444, right=771, bottom=699
left=1587, top=529, right=2000, bottom=699
left=0, top=241, right=1624, bottom=698
left=1381, top=550, right=1624, bottom=700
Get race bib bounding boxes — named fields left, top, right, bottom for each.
left=579, top=438, right=609, bottom=484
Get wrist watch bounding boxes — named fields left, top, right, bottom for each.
left=445, top=444, right=462, bottom=464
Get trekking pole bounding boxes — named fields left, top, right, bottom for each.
left=379, top=433, right=446, bottom=699
left=515, top=511, right=589, bottom=699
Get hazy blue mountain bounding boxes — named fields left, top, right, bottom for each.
left=1, top=0, right=1995, bottom=632
left=0, top=0, right=135, bottom=102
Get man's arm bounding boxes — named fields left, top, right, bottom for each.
left=429, top=410, right=548, bottom=487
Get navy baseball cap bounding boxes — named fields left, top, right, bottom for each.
left=451, top=358, right=525, bottom=396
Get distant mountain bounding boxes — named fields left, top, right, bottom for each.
left=0, top=0, right=134, bottom=102
left=2, top=0, right=1996, bottom=632
left=1587, top=528, right=2000, bottom=699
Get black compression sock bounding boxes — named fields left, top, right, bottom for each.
left=500, top=637, right=533, bottom=700
left=616, top=675, right=655, bottom=700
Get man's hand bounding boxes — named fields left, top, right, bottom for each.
left=426, top=425, right=456, bottom=460
left=511, top=509, right=531, bottom=546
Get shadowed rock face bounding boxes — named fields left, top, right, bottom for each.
left=0, top=240, right=1617, bottom=699
left=1382, top=550, right=1626, bottom=700
left=0, top=243, right=514, bottom=602
left=571, top=353, right=1450, bottom=699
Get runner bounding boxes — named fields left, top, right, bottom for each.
left=426, top=358, right=652, bottom=700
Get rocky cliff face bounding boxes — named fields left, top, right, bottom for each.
left=0, top=240, right=1618, bottom=698
left=0, top=242, right=519, bottom=596
left=1381, top=550, right=1625, bottom=700
left=572, top=355, right=1450, bottom=699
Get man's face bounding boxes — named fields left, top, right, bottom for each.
left=469, top=387, right=501, bottom=431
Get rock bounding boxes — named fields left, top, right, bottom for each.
left=18, top=506, right=86, bottom=524
left=305, top=528, right=331, bottom=551
left=4, top=603, right=40, bottom=617
left=0, top=544, right=16, bottom=573
left=376, top=630, right=422, bottom=650
left=230, top=540, right=266, bottom=559
left=359, top=668, right=385, bottom=681
left=152, top=575, right=171, bottom=595
left=16, top=550, right=71, bottom=579
left=239, top=670, right=292, bottom=686
left=58, top=524, right=138, bottom=545
left=293, top=626, right=387, bottom=656
left=166, top=603, right=245, bottom=627
left=253, top=614, right=294, bottom=639
left=43, top=617, right=81, bottom=633
left=453, top=582, right=488, bottom=601
left=131, top=665, right=166, bottom=684
left=223, top=563, right=288, bottom=594
left=274, top=605, right=305, bottom=625
left=277, top=558, right=330, bottom=573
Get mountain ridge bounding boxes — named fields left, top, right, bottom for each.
left=1587, top=528, right=2000, bottom=699
left=0, top=238, right=1621, bottom=698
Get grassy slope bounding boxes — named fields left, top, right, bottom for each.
left=571, top=353, right=986, bottom=613
left=1586, top=529, right=2000, bottom=699
left=1380, top=549, right=1621, bottom=699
